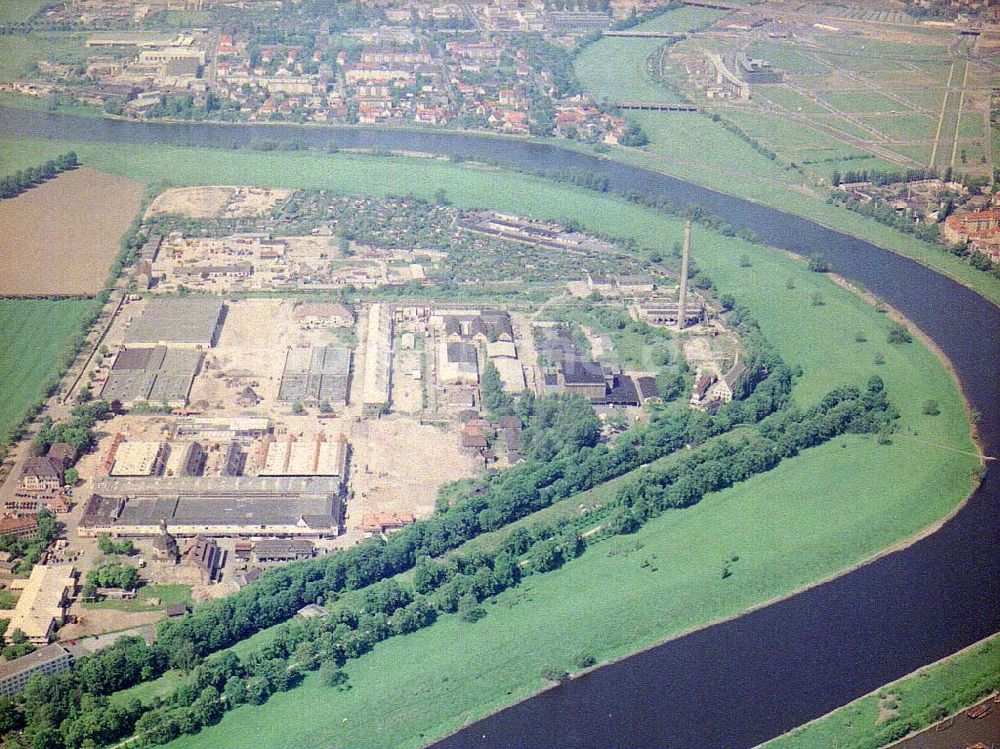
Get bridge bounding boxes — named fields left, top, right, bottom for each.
left=612, top=102, right=700, bottom=111
left=602, top=30, right=685, bottom=38
left=680, top=0, right=743, bottom=8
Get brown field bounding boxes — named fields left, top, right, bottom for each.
left=0, top=167, right=143, bottom=296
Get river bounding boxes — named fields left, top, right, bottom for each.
left=2, top=108, right=997, bottom=749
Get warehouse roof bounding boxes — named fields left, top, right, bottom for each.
left=125, top=298, right=225, bottom=347
left=101, top=347, right=202, bottom=405
left=81, top=492, right=341, bottom=530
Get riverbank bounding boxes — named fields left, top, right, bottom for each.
left=758, top=632, right=1000, bottom=749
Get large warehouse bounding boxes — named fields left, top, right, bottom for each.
left=79, top=475, right=344, bottom=538
left=100, top=347, right=203, bottom=407
left=277, top=345, right=352, bottom=404
left=125, top=298, right=226, bottom=348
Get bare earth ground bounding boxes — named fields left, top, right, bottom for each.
left=0, top=167, right=143, bottom=296
left=59, top=607, right=161, bottom=640
left=349, top=416, right=478, bottom=527
left=145, top=186, right=291, bottom=219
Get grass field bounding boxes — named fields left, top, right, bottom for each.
left=0, top=0, right=50, bottom=22
left=35, top=144, right=973, bottom=749
left=761, top=633, right=1000, bottom=749
left=626, top=5, right=723, bottom=32
left=85, top=584, right=193, bottom=613
left=0, top=32, right=88, bottom=82
left=0, top=298, right=93, bottom=442
left=574, top=36, right=675, bottom=103
left=573, top=5, right=722, bottom=104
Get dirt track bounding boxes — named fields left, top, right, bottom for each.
left=0, top=167, right=143, bottom=296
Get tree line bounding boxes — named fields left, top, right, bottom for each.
left=831, top=167, right=941, bottom=187
left=0, top=152, right=78, bottom=200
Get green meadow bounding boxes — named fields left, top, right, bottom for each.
left=0, top=32, right=89, bottom=82
left=0, top=0, right=50, bottom=22
left=0, top=298, right=93, bottom=443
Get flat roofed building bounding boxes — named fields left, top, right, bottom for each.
left=124, top=298, right=225, bottom=349
left=278, top=346, right=352, bottom=404
left=164, top=441, right=204, bottom=477
left=8, top=565, right=76, bottom=645
left=439, top=341, right=479, bottom=385
left=79, top=477, right=344, bottom=538
left=253, top=538, right=315, bottom=564
left=101, top=346, right=203, bottom=408
left=86, top=31, right=194, bottom=47
left=486, top=340, right=517, bottom=359
left=362, top=304, right=392, bottom=416
left=138, top=48, right=206, bottom=66
left=0, top=644, right=74, bottom=698
left=259, top=434, right=348, bottom=478
left=111, top=441, right=166, bottom=477
left=173, top=416, right=270, bottom=442
left=493, top=357, right=525, bottom=393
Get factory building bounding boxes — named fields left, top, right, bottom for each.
left=439, top=341, right=479, bottom=385
left=124, top=298, right=225, bottom=349
left=278, top=346, right=352, bottom=405
left=7, top=565, right=77, bottom=645
left=100, top=346, right=203, bottom=408
left=79, top=475, right=344, bottom=538
left=362, top=304, right=393, bottom=416
left=258, top=434, right=349, bottom=479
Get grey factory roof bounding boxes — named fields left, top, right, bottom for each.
left=560, top=358, right=607, bottom=385
left=92, top=474, right=342, bottom=497
left=446, top=342, right=478, bottom=365
left=124, top=298, right=225, bottom=347
left=100, top=347, right=203, bottom=405
left=278, top=346, right=352, bottom=403
left=81, top=492, right=341, bottom=530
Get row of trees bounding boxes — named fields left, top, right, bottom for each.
left=480, top=361, right=513, bottom=420
left=830, top=167, right=941, bottom=187
left=0, top=152, right=78, bottom=200
left=82, top=562, right=141, bottom=599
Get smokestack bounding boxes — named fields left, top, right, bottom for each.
left=678, top=221, right=691, bottom=329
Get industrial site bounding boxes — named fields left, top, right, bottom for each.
left=0, top=180, right=748, bottom=702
